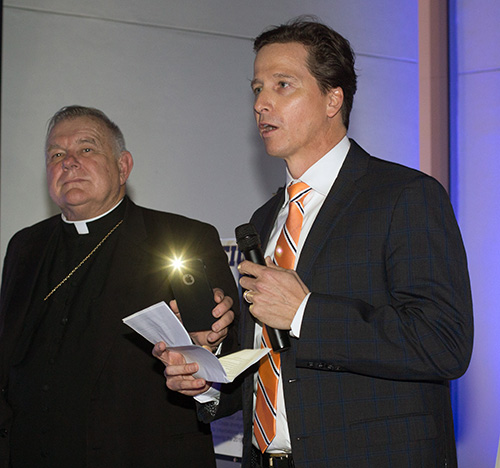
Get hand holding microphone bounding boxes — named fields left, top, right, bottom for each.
left=235, top=223, right=292, bottom=352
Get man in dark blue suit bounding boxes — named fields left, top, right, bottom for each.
left=156, top=18, right=473, bottom=467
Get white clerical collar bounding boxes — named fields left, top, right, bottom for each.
left=61, top=198, right=125, bottom=235
left=284, top=135, right=350, bottom=202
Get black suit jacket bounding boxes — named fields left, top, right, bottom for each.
left=221, top=140, right=473, bottom=467
left=0, top=198, right=239, bottom=468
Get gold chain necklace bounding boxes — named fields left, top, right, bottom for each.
left=43, top=219, right=124, bottom=302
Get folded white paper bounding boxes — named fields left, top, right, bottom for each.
left=123, top=301, right=269, bottom=383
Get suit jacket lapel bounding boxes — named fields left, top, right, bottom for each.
left=296, top=140, right=370, bottom=283
left=245, top=141, right=370, bottom=352
left=258, top=189, right=285, bottom=251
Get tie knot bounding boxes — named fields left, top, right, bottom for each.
left=287, top=182, right=311, bottom=201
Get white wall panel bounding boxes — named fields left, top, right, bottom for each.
left=5, top=0, right=418, bottom=59
left=0, top=6, right=276, bottom=255
left=1, top=1, right=419, bottom=265
left=350, top=55, right=419, bottom=169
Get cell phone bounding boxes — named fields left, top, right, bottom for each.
left=167, top=258, right=217, bottom=333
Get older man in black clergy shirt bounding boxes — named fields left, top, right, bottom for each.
left=0, top=105, right=238, bottom=468
left=155, top=18, right=473, bottom=468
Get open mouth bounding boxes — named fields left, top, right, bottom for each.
left=260, top=123, right=278, bottom=134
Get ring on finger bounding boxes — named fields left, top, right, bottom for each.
left=243, top=289, right=252, bottom=303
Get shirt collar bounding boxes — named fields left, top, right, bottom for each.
left=61, top=198, right=125, bottom=235
left=284, top=135, right=350, bottom=203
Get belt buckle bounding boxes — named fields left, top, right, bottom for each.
left=268, top=452, right=290, bottom=467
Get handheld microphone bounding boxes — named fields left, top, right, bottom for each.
left=235, top=223, right=291, bottom=352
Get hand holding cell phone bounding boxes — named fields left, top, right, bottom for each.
left=167, top=258, right=217, bottom=333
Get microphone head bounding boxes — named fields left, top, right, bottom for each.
left=235, top=223, right=261, bottom=252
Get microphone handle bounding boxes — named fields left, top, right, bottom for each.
left=246, top=249, right=266, bottom=266
left=244, top=248, right=291, bottom=353
left=266, top=323, right=291, bottom=353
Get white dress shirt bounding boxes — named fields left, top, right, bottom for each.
left=252, top=136, right=350, bottom=453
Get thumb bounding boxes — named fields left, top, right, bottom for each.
left=265, top=256, right=275, bottom=267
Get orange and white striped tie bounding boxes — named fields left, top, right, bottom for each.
left=254, top=181, right=311, bottom=453
left=274, top=182, right=312, bottom=270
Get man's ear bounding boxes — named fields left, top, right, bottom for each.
left=326, top=87, right=344, bottom=119
left=118, top=151, right=134, bottom=185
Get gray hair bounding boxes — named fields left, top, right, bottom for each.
left=46, top=105, right=127, bottom=154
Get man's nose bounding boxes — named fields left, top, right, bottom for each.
left=254, top=90, right=271, bottom=115
left=62, top=153, right=80, bottom=169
